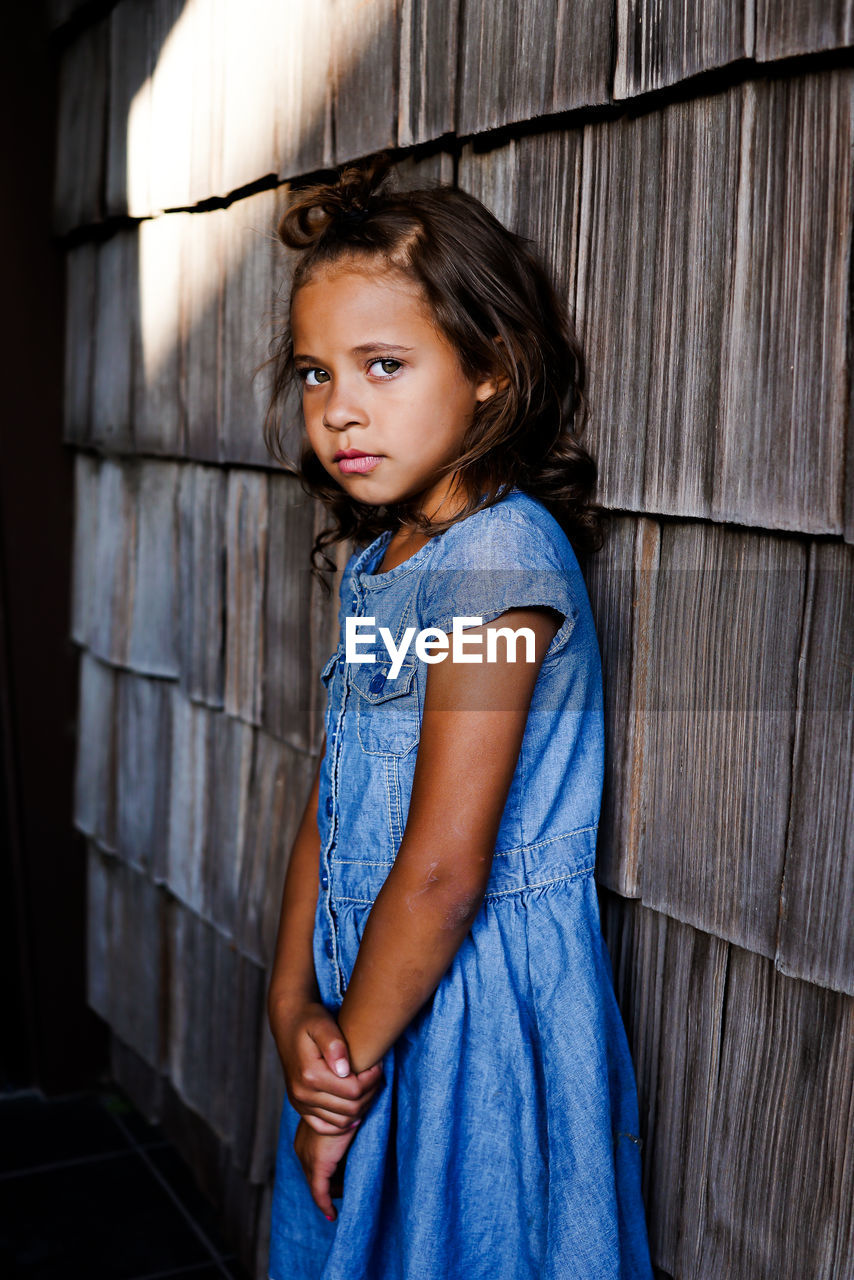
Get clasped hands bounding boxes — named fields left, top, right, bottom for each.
left=272, top=998, right=385, bottom=1222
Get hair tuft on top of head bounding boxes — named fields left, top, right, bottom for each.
left=278, top=151, right=396, bottom=250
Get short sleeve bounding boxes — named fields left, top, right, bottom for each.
left=416, top=506, right=580, bottom=662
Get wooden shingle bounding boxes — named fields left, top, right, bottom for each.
left=712, top=71, right=852, bottom=537
left=166, top=688, right=212, bottom=916
left=134, top=213, right=186, bottom=456
left=54, top=18, right=108, bottom=232
left=575, top=93, right=737, bottom=521
left=614, top=0, right=752, bottom=99
left=106, top=0, right=153, bottom=218
left=219, top=0, right=277, bottom=196
left=586, top=516, right=661, bottom=899
left=182, top=208, right=225, bottom=462
left=127, top=461, right=181, bottom=677
left=89, top=459, right=136, bottom=666
left=262, top=476, right=318, bottom=749
left=599, top=893, right=729, bottom=1276
left=237, top=734, right=318, bottom=967
left=755, top=0, right=854, bottom=60
left=273, top=0, right=334, bottom=181
left=457, top=0, right=611, bottom=137
left=70, top=453, right=100, bottom=648
left=776, top=542, right=854, bottom=996
left=74, top=652, right=118, bottom=852
left=333, top=0, right=398, bottom=163
left=86, top=844, right=164, bottom=1070
left=398, top=0, right=459, bottom=148
left=63, top=244, right=97, bottom=445
left=221, top=188, right=282, bottom=467
left=92, top=230, right=138, bottom=454
left=116, top=671, right=173, bottom=880
left=225, top=469, right=269, bottom=725
left=639, top=522, right=806, bottom=958
left=177, top=463, right=227, bottom=708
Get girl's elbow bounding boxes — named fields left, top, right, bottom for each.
left=438, top=881, right=487, bottom=931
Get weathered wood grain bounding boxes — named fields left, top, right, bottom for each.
left=273, top=0, right=334, bottom=181
left=116, top=671, right=173, bottom=880
left=177, top=464, right=227, bottom=707
left=457, top=0, right=611, bottom=137
left=54, top=18, right=108, bottom=232
left=601, top=892, right=854, bottom=1279
left=219, top=0, right=277, bottom=196
left=166, top=688, right=212, bottom=916
left=248, top=1018, right=286, bottom=1184
left=86, top=844, right=164, bottom=1069
left=237, top=734, right=318, bottom=967
left=188, top=0, right=226, bottom=204
left=585, top=516, right=661, bottom=898
left=70, top=453, right=100, bottom=647
left=576, top=92, right=738, bottom=520
left=599, top=893, right=729, bottom=1276
left=92, top=230, right=138, bottom=454
left=614, top=0, right=752, bottom=99
left=756, top=0, right=854, bottom=59
left=459, top=129, right=583, bottom=307
left=225, top=470, right=269, bottom=725
left=147, top=0, right=195, bottom=213
left=134, top=213, right=186, bottom=456
left=776, top=542, right=854, bottom=996
left=182, top=208, right=224, bottom=461
left=106, top=0, right=153, bottom=218
left=166, top=897, right=264, bottom=1157
left=221, top=188, right=282, bottom=467
left=639, top=522, right=806, bottom=958
left=697, top=946, right=854, bottom=1278
left=63, top=244, right=97, bottom=445
left=398, top=0, right=459, bottom=148
left=74, top=652, right=117, bottom=852
left=206, top=710, right=254, bottom=937
left=126, top=461, right=181, bottom=677
left=89, top=459, right=136, bottom=665
left=261, top=477, right=318, bottom=749
left=713, top=71, right=852, bottom=536
left=333, top=0, right=398, bottom=163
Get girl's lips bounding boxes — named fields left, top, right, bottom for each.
left=337, top=454, right=383, bottom=475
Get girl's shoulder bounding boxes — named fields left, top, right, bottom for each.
left=417, top=486, right=587, bottom=658
left=429, top=485, right=580, bottom=578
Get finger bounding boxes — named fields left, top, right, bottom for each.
left=303, top=1016, right=351, bottom=1079
left=304, top=1111, right=362, bottom=1135
left=311, top=1172, right=336, bottom=1222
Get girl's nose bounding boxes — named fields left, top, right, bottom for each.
left=321, top=377, right=367, bottom=431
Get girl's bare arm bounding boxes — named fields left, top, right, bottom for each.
left=267, top=731, right=384, bottom=1127
left=335, top=605, right=562, bottom=1074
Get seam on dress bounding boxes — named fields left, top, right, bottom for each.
left=493, top=826, right=599, bottom=857
left=332, top=864, right=596, bottom=906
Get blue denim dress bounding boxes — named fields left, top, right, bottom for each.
left=268, top=486, right=654, bottom=1280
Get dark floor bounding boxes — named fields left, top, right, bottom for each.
left=0, top=1084, right=254, bottom=1280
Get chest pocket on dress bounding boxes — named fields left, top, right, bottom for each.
left=351, top=660, right=419, bottom=757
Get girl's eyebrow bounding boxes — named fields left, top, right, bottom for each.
left=294, top=342, right=415, bottom=362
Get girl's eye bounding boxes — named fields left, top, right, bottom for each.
left=300, top=367, right=329, bottom=387
left=368, top=358, right=402, bottom=379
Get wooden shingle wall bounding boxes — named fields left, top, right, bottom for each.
left=53, top=2, right=853, bottom=1276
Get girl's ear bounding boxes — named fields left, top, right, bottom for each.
left=474, top=336, right=510, bottom=401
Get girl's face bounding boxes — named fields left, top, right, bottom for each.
left=291, top=260, right=499, bottom=521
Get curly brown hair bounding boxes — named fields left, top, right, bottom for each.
left=263, top=151, right=606, bottom=592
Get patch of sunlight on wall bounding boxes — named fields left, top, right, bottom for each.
left=129, top=0, right=396, bottom=390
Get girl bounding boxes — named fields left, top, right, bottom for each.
left=264, top=153, right=654, bottom=1280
